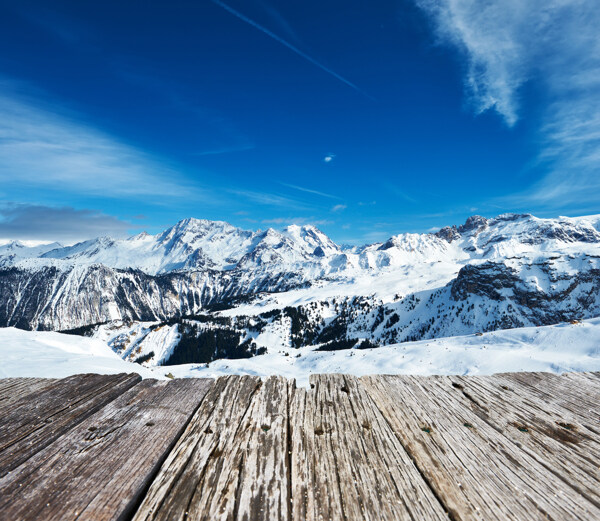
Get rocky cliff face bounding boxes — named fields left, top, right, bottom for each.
left=0, top=264, right=309, bottom=330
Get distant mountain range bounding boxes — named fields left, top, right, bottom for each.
left=1, top=213, right=599, bottom=366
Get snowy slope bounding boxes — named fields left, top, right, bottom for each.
left=3, top=318, right=597, bottom=387
left=0, top=241, right=62, bottom=268
left=163, top=318, right=600, bottom=387
left=0, top=327, right=157, bottom=379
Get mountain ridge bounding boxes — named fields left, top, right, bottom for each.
left=1, top=212, right=600, bottom=367
left=4, top=212, right=600, bottom=276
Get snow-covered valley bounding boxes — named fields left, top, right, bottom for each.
left=2, top=318, right=599, bottom=387
left=1, top=212, right=600, bottom=378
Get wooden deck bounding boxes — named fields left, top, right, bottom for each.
left=0, top=372, right=599, bottom=520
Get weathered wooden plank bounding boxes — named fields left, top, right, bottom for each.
left=290, top=374, right=449, bottom=521
left=497, top=372, right=600, bottom=428
left=133, top=375, right=291, bottom=521
left=443, top=374, right=600, bottom=508
left=361, top=374, right=600, bottom=521
left=0, top=377, right=57, bottom=410
left=0, top=372, right=140, bottom=476
left=234, top=375, right=291, bottom=521
left=562, top=371, right=600, bottom=390
left=0, top=378, right=213, bottom=521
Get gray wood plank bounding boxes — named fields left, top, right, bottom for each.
left=443, top=374, right=600, bottom=508
left=290, top=374, right=449, bottom=521
left=361, top=374, right=600, bottom=521
left=0, top=378, right=213, bottom=521
left=0, top=372, right=141, bottom=476
left=133, top=375, right=291, bottom=521
left=497, top=372, right=600, bottom=429
left=0, top=377, right=57, bottom=410
left=562, top=371, right=600, bottom=390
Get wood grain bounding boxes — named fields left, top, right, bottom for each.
left=497, top=372, right=600, bottom=429
left=0, top=378, right=213, bottom=521
left=0, top=372, right=140, bottom=476
left=442, top=374, right=600, bottom=508
left=290, top=374, right=449, bottom=521
left=361, top=374, right=600, bottom=521
left=1, top=372, right=598, bottom=521
left=0, top=377, right=57, bottom=411
left=132, top=375, right=291, bottom=521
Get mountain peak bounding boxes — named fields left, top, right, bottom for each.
left=173, top=217, right=232, bottom=231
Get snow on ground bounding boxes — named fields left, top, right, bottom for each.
left=0, top=328, right=158, bottom=379
left=1, top=319, right=599, bottom=387
left=160, top=319, right=600, bottom=387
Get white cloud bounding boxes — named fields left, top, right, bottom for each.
left=331, top=204, right=347, bottom=213
left=324, top=154, right=335, bottom=163
left=416, top=0, right=600, bottom=208
left=0, top=85, right=203, bottom=201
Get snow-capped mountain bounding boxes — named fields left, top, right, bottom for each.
left=1, top=213, right=599, bottom=367
left=0, top=241, right=63, bottom=267
left=34, top=218, right=343, bottom=275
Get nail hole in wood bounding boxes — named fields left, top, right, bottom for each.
left=310, top=383, right=315, bottom=389
left=501, top=385, right=510, bottom=390
left=362, top=420, right=371, bottom=430
left=451, top=382, right=464, bottom=390
left=261, top=424, right=271, bottom=432
left=464, top=423, right=474, bottom=429
left=340, top=385, right=349, bottom=394
left=516, top=425, right=529, bottom=432
left=88, top=426, right=98, bottom=432
left=204, top=428, right=213, bottom=434
left=314, top=426, right=325, bottom=435
left=145, top=421, right=155, bottom=427
left=421, top=426, right=432, bottom=434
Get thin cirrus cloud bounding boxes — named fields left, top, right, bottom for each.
left=280, top=182, right=340, bottom=200
left=0, top=203, right=131, bottom=243
left=0, top=85, right=205, bottom=202
left=229, top=189, right=313, bottom=210
left=416, top=0, right=600, bottom=209
left=209, top=0, right=373, bottom=100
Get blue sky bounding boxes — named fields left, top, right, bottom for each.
left=0, top=0, right=598, bottom=244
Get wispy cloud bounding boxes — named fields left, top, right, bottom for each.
left=416, top=0, right=600, bottom=208
left=229, top=189, right=311, bottom=210
left=386, top=184, right=416, bottom=203
left=0, top=203, right=131, bottom=243
left=331, top=204, right=347, bottom=213
left=209, top=0, right=373, bottom=99
left=0, top=83, right=204, bottom=201
left=280, top=182, right=340, bottom=200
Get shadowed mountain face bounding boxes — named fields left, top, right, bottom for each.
left=1, top=213, right=600, bottom=364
